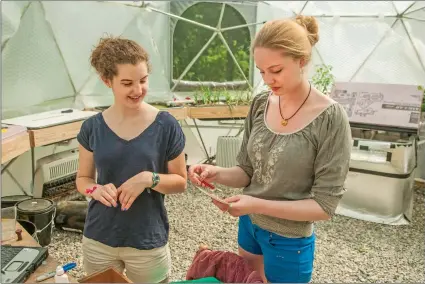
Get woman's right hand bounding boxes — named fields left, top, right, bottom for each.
left=188, top=164, right=219, bottom=186
left=90, top=183, right=119, bottom=208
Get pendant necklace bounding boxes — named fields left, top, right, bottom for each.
left=278, top=82, right=312, bottom=126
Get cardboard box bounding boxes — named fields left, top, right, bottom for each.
left=78, top=267, right=132, bottom=283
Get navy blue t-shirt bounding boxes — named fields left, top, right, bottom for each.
left=76, top=111, right=185, bottom=250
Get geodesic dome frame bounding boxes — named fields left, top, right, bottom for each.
left=2, top=1, right=424, bottom=119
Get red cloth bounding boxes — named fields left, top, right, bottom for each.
left=186, top=247, right=264, bottom=283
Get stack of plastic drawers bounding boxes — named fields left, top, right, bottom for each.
left=336, top=130, right=418, bottom=225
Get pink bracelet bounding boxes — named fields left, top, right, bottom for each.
left=85, top=185, right=97, bottom=195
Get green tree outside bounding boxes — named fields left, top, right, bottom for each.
left=173, top=3, right=251, bottom=84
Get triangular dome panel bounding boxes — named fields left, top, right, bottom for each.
left=351, top=20, right=425, bottom=85
left=408, top=6, right=425, bottom=20
left=2, top=2, right=75, bottom=118
left=405, top=2, right=425, bottom=14
left=42, top=1, right=140, bottom=92
left=403, top=18, right=425, bottom=71
left=315, top=17, right=395, bottom=81
left=393, top=1, right=415, bottom=14
left=264, top=1, right=306, bottom=15
left=303, top=1, right=396, bottom=16
left=1, top=1, right=29, bottom=46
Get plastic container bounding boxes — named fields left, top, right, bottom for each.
left=55, top=266, right=69, bottom=283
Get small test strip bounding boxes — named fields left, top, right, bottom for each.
left=194, top=184, right=229, bottom=205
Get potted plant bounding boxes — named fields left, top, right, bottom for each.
left=311, top=64, right=335, bottom=95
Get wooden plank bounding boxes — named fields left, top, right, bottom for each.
left=188, top=105, right=250, bottom=119
left=1, top=132, right=31, bottom=164
left=161, top=107, right=187, bottom=120
left=2, top=219, right=77, bottom=283
left=29, top=121, right=84, bottom=147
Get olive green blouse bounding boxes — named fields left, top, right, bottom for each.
left=236, top=92, right=352, bottom=238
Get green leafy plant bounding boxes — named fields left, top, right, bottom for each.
left=212, top=90, right=221, bottom=104
left=223, top=90, right=232, bottom=105
left=193, top=91, right=200, bottom=105
left=193, top=85, right=253, bottom=107
left=418, top=85, right=425, bottom=113
left=312, top=64, right=335, bottom=94
left=199, top=85, right=213, bottom=105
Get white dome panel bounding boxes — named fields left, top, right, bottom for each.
left=315, top=17, right=395, bottom=82
left=351, top=20, right=425, bottom=85
left=2, top=2, right=74, bottom=117
left=42, top=1, right=140, bottom=92
left=303, top=1, right=396, bottom=16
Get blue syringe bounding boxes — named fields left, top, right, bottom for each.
left=35, top=262, right=76, bottom=282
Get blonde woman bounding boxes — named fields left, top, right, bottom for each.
left=76, top=37, right=187, bottom=283
left=189, top=16, right=352, bottom=283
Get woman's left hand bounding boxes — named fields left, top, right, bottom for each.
left=212, top=195, right=258, bottom=217
left=118, top=172, right=151, bottom=211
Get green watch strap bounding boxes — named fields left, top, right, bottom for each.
left=151, top=172, right=160, bottom=188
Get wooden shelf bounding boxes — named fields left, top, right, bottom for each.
left=188, top=105, right=250, bottom=119
left=28, top=120, right=84, bottom=147
left=1, top=132, right=31, bottom=164
left=161, top=107, right=188, bottom=120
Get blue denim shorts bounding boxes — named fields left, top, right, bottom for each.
left=238, top=215, right=316, bottom=283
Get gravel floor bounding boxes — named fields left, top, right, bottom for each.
left=48, top=183, right=425, bottom=283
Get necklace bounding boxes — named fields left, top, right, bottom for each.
left=278, top=82, right=312, bottom=126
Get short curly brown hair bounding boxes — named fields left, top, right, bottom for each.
left=90, top=36, right=152, bottom=81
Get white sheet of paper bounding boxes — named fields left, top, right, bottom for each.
left=195, top=186, right=229, bottom=205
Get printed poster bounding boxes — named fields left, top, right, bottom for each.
left=330, top=82, right=423, bottom=130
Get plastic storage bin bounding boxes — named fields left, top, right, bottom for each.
left=336, top=130, right=418, bottom=225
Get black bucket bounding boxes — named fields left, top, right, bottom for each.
left=1, top=195, right=32, bottom=208
left=15, top=198, right=56, bottom=247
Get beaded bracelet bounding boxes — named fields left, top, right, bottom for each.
left=85, top=185, right=97, bottom=195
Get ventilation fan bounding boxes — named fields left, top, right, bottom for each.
left=33, top=149, right=82, bottom=202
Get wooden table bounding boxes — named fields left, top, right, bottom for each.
left=28, top=121, right=85, bottom=148
left=1, top=131, right=31, bottom=164
left=2, top=220, right=77, bottom=283
left=26, top=116, right=94, bottom=193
